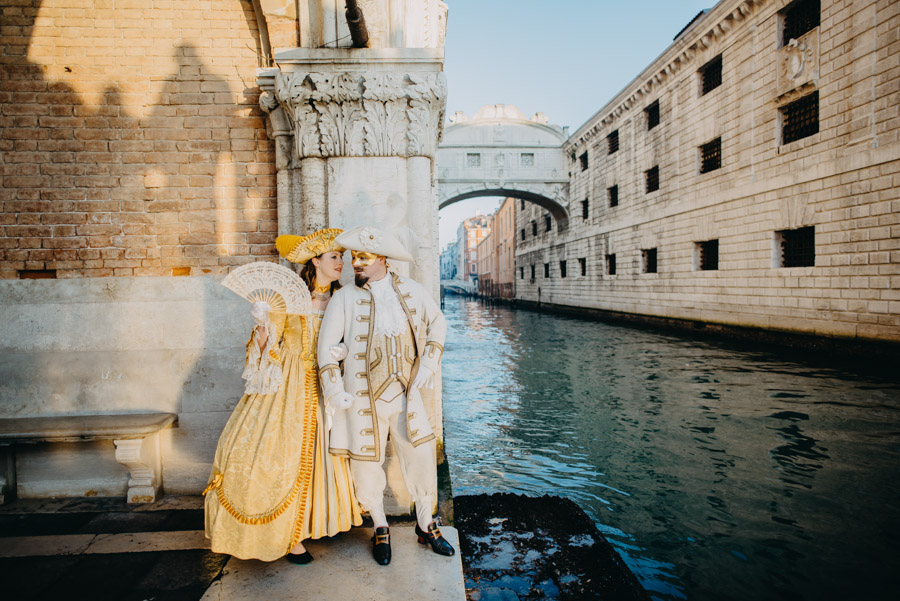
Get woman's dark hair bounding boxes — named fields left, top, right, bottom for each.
left=299, top=253, right=341, bottom=293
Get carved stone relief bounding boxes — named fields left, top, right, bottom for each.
left=777, top=29, right=818, bottom=97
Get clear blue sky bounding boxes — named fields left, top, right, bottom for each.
left=438, top=0, right=713, bottom=247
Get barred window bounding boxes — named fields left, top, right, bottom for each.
left=608, top=185, right=619, bottom=207
left=521, top=153, right=535, bottom=167
left=777, top=226, right=815, bottom=267
left=520, top=228, right=525, bottom=241
left=642, top=248, right=658, bottom=274
left=531, top=220, right=537, bottom=236
left=544, top=263, right=550, bottom=278
left=782, top=0, right=820, bottom=46
left=697, top=239, right=719, bottom=271
left=700, top=137, right=722, bottom=174
left=579, top=151, right=589, bottom=171
left=606, top=253, right=616, bottom=276
left=545, top=215, right=552, bottom=232
left=530, top=264, right=535, bottom=280
left=520, top=199, right=525, bottom=210
left=581, top=199, right=589, bottom=220
left=700, top=54, right=722, bottom=95
left=520, top=266, right=524, bottom=280
left=645, top=100, right=660, bottom=131
left=560, top=260, right=567, bottom=278
left=781, top=91, right=819, bottom=144
left=579, top=258, right=586, bottom=276
left=608, top=130, right=619, bottom=154
left=466, top=153, right=481, bottom=167
left=645, top=165, right=659, bottom=193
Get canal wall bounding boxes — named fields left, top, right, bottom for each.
left=515, top=0, right=900, bottom=343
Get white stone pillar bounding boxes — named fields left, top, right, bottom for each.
left=300, top=157, right=328, bottom=232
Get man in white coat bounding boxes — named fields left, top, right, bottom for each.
left=317, top=225, right=455, bottom=566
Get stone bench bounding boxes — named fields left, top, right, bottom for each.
left=0, top=413, right=177, bottom=505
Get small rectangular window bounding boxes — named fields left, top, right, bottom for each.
left=579, top=257, right=586, bottom=276
left=696, top=239, right=719, bottom=271
left=700, top=137, right=722, bottom=174
left=781, top=91, right=819, bottom=145
left=700, top=54, right=722, bottom=95
left=545, top=215, right=552, bottom=232
left=520, top=266, right=524, bottom=280
left=560, top=260, right=567, bottom=278
left=776, top=226, right=815, bottom=267
left=520, top=228, right=525, bottom=241
left=520, top=199, right=525, bottom=210
left=645, top=100, right=660, bottom=130
left=608, top=185, right=619, bottom=207
left=531, top=220, right=537, bottom=236
left=607, top=130, right=619, bottom=154
left=645, top=165, right=659, bottom=193
left=531, top=264, right=536, bottom=280
left=642, top=248, right=658, bottom=273
left=466, top=153, right=481, bottom=167
left=579, top=151, right=589, bottom=171
left=782, top=0, right=820, bottom=46
left=606, top=253, right=616, bottom=275
left=581, top=199, right=589, bottom=220
left=18, top=269, right=57, bottom=279
left=544, top=263, right=550, bottom=278
left=521, top=152, right=535, bottom=167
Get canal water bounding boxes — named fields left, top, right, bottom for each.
left=441, top=296, right=900, bottom=601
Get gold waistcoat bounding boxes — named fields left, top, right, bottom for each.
left=367, top=325, right=416, bottom=400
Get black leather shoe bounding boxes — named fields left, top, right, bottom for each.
left=372, top=526, right=391, bottom=565
left=415, top=521, right=455, bottom=556
left=286, top=550, right=313, bottom=564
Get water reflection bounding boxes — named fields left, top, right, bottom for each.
left=442, top=297, right=900, bottom=601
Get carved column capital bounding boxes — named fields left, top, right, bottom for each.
left=263, top=69, right=447, bottom=160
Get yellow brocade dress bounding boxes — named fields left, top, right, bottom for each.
left=203, top=311, right=362, bottom=561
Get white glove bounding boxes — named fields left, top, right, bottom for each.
left=412, top=365, right=435, bottom=390
left=329, top=343, right=349, bottom=362
left=250, top=301, right=271, bottom=326
left=326, top=392, right=353, bottom=413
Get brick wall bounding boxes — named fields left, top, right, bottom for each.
left=517, top=0, right=899, bottom=342
left=0, top=0, right=277, bottom=279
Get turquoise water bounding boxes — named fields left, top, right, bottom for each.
left=441, top=297, right=900, bottom=601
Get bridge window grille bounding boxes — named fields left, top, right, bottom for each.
left=781, top=0, right=819, bottom=46
left=645, top=165, right=659, bottom=193
left=781, top=91, right=818, bottom=145
left=545, top=215, right=552, bottom=232
left=544, top=263, right=550, bottom=278
left=560, top=260, right=567, bottom=278
left=579, top=258, right=586, bottom=276
left=606, top=254, right=616, bottom=275
left=642, top=248, right=658, bottom=274
left=579, top=151, right=588, bottom=171
left=531, top=264, right=535, bottom=280
left=466, top=153, right=481, bottom=167
left=700, top=54, right=722, bottom=95
left=776, top=226, right=815, bottom=267
left=521, top=153, right=535, bottom=167
left=697, top=239, right=719, bottom=271
left=645, top=100, right=660, bottom=130
left=520, top=228, right=525, bottom=241
left=608, top=185, right=619, bottom=207
left=581, top=199, right=589, bottom=220
left=700, top=137, right=722, bottom=173
left=531, top=220, right=537, bottom=236
left=607, top=130, right=619, bottom=154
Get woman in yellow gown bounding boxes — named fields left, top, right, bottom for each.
left=204, top=228, right=362, bottom=563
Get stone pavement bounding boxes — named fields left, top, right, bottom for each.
left=0, top=495, right=465, bottom=601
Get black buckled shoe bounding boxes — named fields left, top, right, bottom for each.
left=371, top=526, right=391, bottom=565
left=415, top=521, right=455, bottom=556
left=286, top=550, right=313, bottom=565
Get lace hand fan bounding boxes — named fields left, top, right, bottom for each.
left=221, top=262, right=312, bottom=315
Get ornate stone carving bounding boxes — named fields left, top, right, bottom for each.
left=777, top=30, right=818, bottom=97
left=266, top=70, right=446, bottom=159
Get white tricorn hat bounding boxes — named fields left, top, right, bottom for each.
left=335, top=226, right=415, bottom=262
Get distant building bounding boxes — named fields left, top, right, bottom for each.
left=456, top=214, right=491, bottom=282
left=440, top=241, right=458, bottom=280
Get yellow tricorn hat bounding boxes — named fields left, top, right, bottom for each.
left=275, top=228, right=345, bottom=264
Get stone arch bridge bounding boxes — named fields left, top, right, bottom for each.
left=436, top=104, right=570, bottom=230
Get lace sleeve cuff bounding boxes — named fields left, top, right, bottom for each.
left=241, top=321, right=284, bottom=395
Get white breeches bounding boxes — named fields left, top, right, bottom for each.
left=350, top=390, right=436, bottom=529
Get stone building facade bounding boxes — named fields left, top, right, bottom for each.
left=456, top=213, right=490, bottom=282
left=517, top=0, right=900, bottom=342
left=477, top=197, right=516, bottom=299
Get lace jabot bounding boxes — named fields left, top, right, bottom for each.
left=368, top=275, right=408, bottom=337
